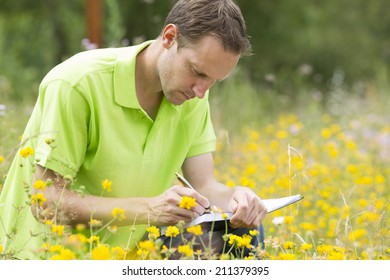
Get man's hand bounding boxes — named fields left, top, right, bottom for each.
left=228, top=186, right=267, bottom=229
left=147, top=185, right=210, bottom=226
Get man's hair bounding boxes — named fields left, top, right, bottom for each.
left=163, top=0, right=252, bottom=56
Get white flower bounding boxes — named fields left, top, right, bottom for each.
left=272, top=216, right=285, bottom=225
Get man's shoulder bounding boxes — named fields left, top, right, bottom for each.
left=41, top=41, right=154, bottom=87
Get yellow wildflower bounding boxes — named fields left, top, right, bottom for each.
left=300, top=243, right=313, bottom=252
left=31, top=193, right=46, bottom=206
left=87, top=235, right=100, bottom=246
left=51, top=224, right=65, bottom=236
left=146, top=226, right=160, bottom=240
left=0, top=244, right=3, bottom=253
left=68, top=233, right=88, bottom=249
left=249, top=229, right=258, bottom=236
left=283, top=241, right=295, bottom=250
left=41, top=243, right=50, bottom=251
left=138, top=240, right=155, bottom=252
left=107, top=225, right=118, bottom=233
left=33, top=179, right=46, bottom=191
left=321, top=128, right=332, bottom=139
left=179, top=196, right=196, bottom=210
left=50, top=249, right=76, bottom=260
left=229, top=234, right=252, bottom=249
left=92, top=244, right=111, bottom=260
left=228, top=234, right=239, bottom=246
left=111, top=246, right=126, bottom=260
left=279, top=253, right=296, bottom=260
left=276, top=130, right=288, bottom=139
left=0, top=155, right=5, bottom=163
left=89, top=219, right=103, bottom=227
left=221, top=213, right=229, bottom=219
left=101, top=179, right=112, bottom=192
left=49, top=244, right=64, bottom=253
left=111, top=207, right=126, bottom=221
left=165, top=226, right=180, bottom=238
left=137, top=248, right=149, bottom=258
left=20, top=146, right=34, bottom=158
left=186, top=225, right=203, bottom=236
left=178, top=244, right=193, bottom=257
left=76, top=223, right=86, bottom=231
left=348, top=228, right=367, bottom=241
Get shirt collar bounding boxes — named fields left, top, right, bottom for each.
left=114, top=40, right=154, bottom=109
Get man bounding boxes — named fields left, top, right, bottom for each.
left=0, top=0, right=266, bottom=259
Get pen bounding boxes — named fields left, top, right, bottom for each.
left=175, top=172, right=214, bottom=213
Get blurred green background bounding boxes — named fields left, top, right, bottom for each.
left=0, top=0, right=389, bottom=103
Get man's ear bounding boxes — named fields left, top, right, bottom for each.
left=161, top=24, right=178, bottom=49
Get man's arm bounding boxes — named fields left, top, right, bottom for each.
left=31, top=164, right=210, bottom=227
left=182, top=153, right=267, bottom=228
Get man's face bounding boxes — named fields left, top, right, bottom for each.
left=158, top=33, right=240, bottom=105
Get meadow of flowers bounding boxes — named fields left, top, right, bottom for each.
left=0, top=85, right=389, bottom=260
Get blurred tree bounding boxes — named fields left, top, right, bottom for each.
left=0, top=0, right=389, bottom=102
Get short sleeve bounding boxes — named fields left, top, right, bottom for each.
left=186, top=102, right=216, bottom=158
left=34, top=80, right=90, bottom=177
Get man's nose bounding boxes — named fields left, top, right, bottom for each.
left=192, top=80, right=214, bottom=99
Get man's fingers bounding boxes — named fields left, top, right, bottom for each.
left=172, top=185, right=210, bottom=210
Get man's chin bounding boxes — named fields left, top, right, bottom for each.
left=167, top=96, right=186, bottom=106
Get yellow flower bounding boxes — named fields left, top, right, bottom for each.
left=249, top=229, right=258, bottom=236
left=76, top=223, right=86, bottom=231
left=137, top=248, right=149, bottom=258
left=49, top=244, right=64, bottom=253
left=178, top=244, right=193, bottom=257
left=236, top=234, right=252, bottom=249
left=186, top=225, right=203, bottom=236
left=111, top=207, right=126, bottom=221
left=89, top=219, right=103, bottom=227
left=51, top=224, right=65, bottom=236
left=68, top=233, right=88, bottom=248
left=229, top=234, right=252, bottom=249
left=300, top=243, right=313, bottom=252
left=321, top=128, right=332, bottom=139
left=107, top=225, right=118, bottom=233
left=165, top=226, right=180, bottom=238
left=276, top=130, right=288, bottom=139
left=41, top=243, right=50, bottom=251
left=33, top=179, right=46, bottom=191
left=219, top=253, right=231, bottom=260
left=0, top=155, right=4, bottom=163
left=138, top=240, right=155, bottom=252
left=283, top=241, right=295, bottom=250
left=111, top=246, right=126, bottom=260
left=279, top=253, right=296, bottom=260
left=146, top=226, right=160, bottom=240
left=92, top=244, right=111, bottom=260
left=31, top=193, right=46, bottom=206
left=20, top=146, right=34, bottom=158
left=50, top=249, right=76, bottom=260
left=101, top=179, right=112, bottom=192
left=179, top=196, right=196, bottom=210
left=221, top=213, right=229, bottom=219
left=0, top=244, right=3, bottom=253
left=87, top=235, right=100, bottom=246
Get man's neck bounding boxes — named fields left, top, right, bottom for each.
left=135, top=42, right=163, bottom=120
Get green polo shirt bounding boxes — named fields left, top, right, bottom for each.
left=0, top=41, right=216, bottom=259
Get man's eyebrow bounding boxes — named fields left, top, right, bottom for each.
left=191, top=63, right=224, bottom=81
left=191, top=64, right=209, bottom=77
